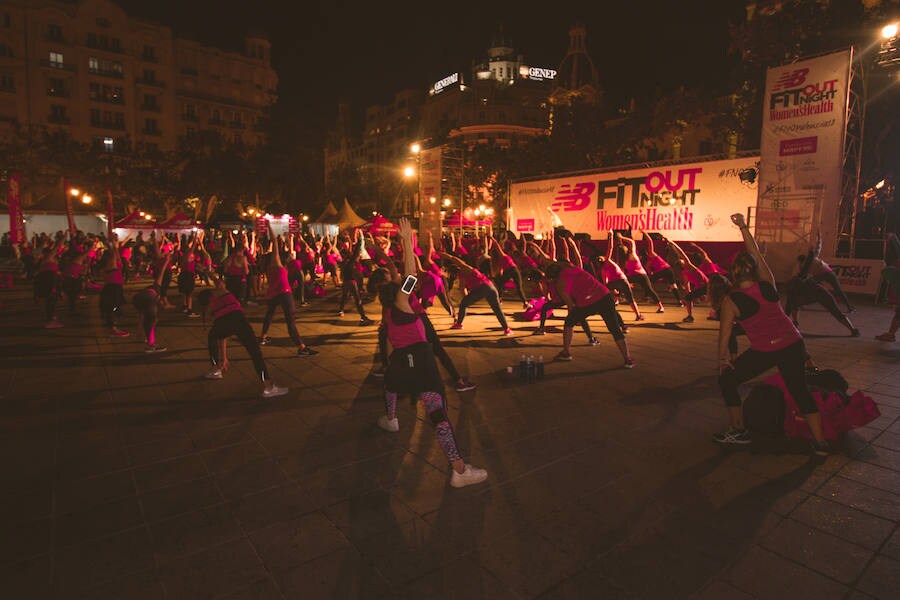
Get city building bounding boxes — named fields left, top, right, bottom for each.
left=0, top=0, right=277, bottom=152
left=549, top=22, right=602, bottom=107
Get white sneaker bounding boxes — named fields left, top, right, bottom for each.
left=262, top=385, right=288, bottom=398
left=205, top=368, right=223, bottom=379
left=377, top=416, right=399, bottom=432
left=450, top=464, right=488, bottom=488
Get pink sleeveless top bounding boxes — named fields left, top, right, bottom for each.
left=103, top=266, right=123, bottom=285
left=462, top=269, right=491, bottom=290
left=386, top=305, right=427, bottom=350
left=266, top=266, right=291, bottom=298
left=733, top=282, right=801, bottom=352
left=560, top=267, right=610, bottom=307
left=684, top=268, right=709, bottom=287
left=210, top=293, right=243, bottom=320
left=624, top=256, right=646, bottom=276
left=646, top=254, right=669, bottom=275
left=600, top=260, right=626, bottom=284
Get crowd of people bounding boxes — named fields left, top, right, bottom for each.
left=5, top=216, right=898, bottom=487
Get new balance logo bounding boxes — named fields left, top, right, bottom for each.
left=551, top=182, right=595, bottom=212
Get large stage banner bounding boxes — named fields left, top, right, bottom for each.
left=508, top=156, right=760, bottom=242
left=757, top=49, right=852, bottom=281
left=8, top=173, right=24, bottom=244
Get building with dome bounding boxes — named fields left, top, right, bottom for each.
left=550, top=23, right=602, bottom=108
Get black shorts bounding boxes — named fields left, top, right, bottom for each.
left=177, top=270, right=196, bottom=295
left=384, top=342, right=444, bottom=397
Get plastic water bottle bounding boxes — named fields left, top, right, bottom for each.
left=519, top=354, right=527, bottom=381
left=526, top=355, right=535, bottom=383
left=536, top=355, right=544, bottom=380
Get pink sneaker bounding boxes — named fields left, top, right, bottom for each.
left=110, top=328, right=130, bottom=337
left=503, top=328, right=513, bottom=336
left=450, top=322, right=463, bottom=330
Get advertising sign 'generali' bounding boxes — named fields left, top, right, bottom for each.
left=509, top=157, right=760, bottom=242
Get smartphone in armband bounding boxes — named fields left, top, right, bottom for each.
left=401, top=274, right=417, bottom=294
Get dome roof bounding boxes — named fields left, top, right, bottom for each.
left=553, top=23, right=601, bottom=102
left=490, top=25, right=513, bottom=50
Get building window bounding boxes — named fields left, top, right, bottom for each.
left=89, top=57, right=123, bottom=77
left=48, top=77, right=65, bottom=97
left=90, top=109, right=100, bottom=126
left=49, top=105, right=68, bottom=123
left=0, top=73, right=14, bottom=92
left=142, top=45, right=156, bottom=61
left=142, top=68, right=155, bottom=82
left=142, top=94, right=157, bottom=109
left=3, top=13, right=10, bottom=28
left=144, top=118, right=158, bottom=133
left=48, top=52, right=65, bottom=68
left=89, top=83, right=124, bottom=104
left=103, top=137, right=114, bottom=152
left=47, top=24, right=62, bottom=41
left=0, top=45, right=13, bottom=58
left=110, top=38, right=121, bottom=52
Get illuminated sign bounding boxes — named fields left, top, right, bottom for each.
left=431, top=72, right=459, bottom=94
left=520, top=66, right=557, bottom=81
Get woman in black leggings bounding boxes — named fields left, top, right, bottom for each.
left=196, top=276, right=288, bottom=398
left=786, top=242, right=859, bottom=337
left=443, top=253, right=511, bottom=335
left=715, top=214, right=828, bottom=454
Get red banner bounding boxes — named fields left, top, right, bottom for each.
left=106, top=189, right=114, bottom=238
left=7, top=173, right=24, bottom=244
left=63, top=178, right=77, bottom=236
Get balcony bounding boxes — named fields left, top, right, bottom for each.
left=182, top=113, right=198, bottom=122
left=229, top=121, right=245, bottom=129
left=48, top=114, right=71, bottom=125
left=136, top=78, right=165, bottom=88
left=208, top=118, right=224, bottom=126
left=140, top=104, right=161, bottom=113
left=86, top=41, right=125, bottom=54
left=47, top=88, right=69, bottom=98
left=91, top=121, right=125, bottom=131
left=90, top=96, right=124, bottom=105
left=89, top=68, right=123, bottom=79
left=141, top=128, right=161, bottom=136
left=40, top=59, right=75, bottom=72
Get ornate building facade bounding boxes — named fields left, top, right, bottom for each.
left=0, top=0, right=277, bottom=152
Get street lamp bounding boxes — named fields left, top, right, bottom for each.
left=403, top=166, right=416, bottom=178
left=81, top=194, right=92, bottom=204
left=883, top=23, right=898, bottom=39
left=69, top=188, right=80, bottom=197
left=410, top=142, right=421, bottom=154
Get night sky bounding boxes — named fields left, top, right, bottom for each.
left=117, top=0, right=747, bottom=141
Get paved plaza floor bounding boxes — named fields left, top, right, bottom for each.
left=1, top=281, right=899, bottom=599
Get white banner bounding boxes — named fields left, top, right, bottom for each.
left=758, top=49, right=852, bottom=281
left=508, top=157, right=760, bottom=241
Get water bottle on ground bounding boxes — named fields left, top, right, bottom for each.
left=536, top=355, right=544, bottom=380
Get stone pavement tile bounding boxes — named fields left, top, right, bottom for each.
left=76, top=568, right=165, bottom=600
left=53, top=527, right=156, bottom=593
left=54, top=444, right=131, bottom=482
left=150, top=503, right=244, bottom=563
left=133, top=454, right=208, bottom=494
left=159, top=539, right=269, bottom=600
left=216, top=577, right=283, bottom=600
left=299, top=458, right=393, bottom=510
left=692, top=580, right=754, bottom=600
left=791, top=495, right=894, bottom=550
left=0, top=554, right=52, bottom=598
left=855, top=445, right=900, bottom=473
left=126, top=436, right=199, bottom=468
left=725, top=545, right=847, bottom=599
left=188, top=422, right=256, bottom=450
left=865, top=405, right=900, bottom=431
left=249, top=511, right=350, bottom=572
left=873, top=430, right=900, bottom=452
left=201, top=440, right=271, bottom=474
left=393, top=556, right=518, bottom=600
left=477, top=527, right=581, bottom=598
left=213, top=457, right=289, bottom=500
left=140, top=477, right=224, bottom=523
left=0, top=516, right=51, bottom=565
left=846, top=591, right=878, bottom=600
left=274, top=546, right=389, bottom=600
left=760, top=517, right=873, bottom=583
left=322, top=487, right=419, bottom=541
left=882, top=527, right=900, bottom=562
left=228, top=482, right=317, bottom=533
left=388, top=462, right=457, bottom=517
left=816, top=476, right=900, bottom=522
left=537, top=569, right=636, bottom=600
left=530, top=501, right=626, bottom=565
left=839, top=461, right=900, bottom=495
left=857, top=554, right=900, bottom=600
left=55, top=496, right=144, bottom=548
left=0, top=485, right=52, bottom=525
left=421, top=490, right=526, bottom=557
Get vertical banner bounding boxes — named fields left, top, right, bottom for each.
left=418, top=147, right=442, bottom=251
left=757, top=49, right=852, bottom=281
left=8, top=173, right=24, bottom=244
left=63, top=178, right=77, bottom=236
left=106, top=189, right=115, bottom=238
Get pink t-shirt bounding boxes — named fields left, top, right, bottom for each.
left=266, top=266, right=291, bottom=298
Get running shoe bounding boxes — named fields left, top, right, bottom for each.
left=450, top=464, right=488, bottom=488
left=246, top=300, right=259, bottom=307
left=450, top=322, right=463, bottom=330
left=621, top=324, right=629, bottom=333
left=532, top=328, right=546, bottom=336
left=811, top=439, right=831, bottom=457
left=262, top=385, right=289, bottom=398
left=635, top=315, right=645, bottom=321
left=258, top=336, right=271, bottom=346
left=110, top=328, right=130, bottom=337
left=503, top=328, right=513, bottom=336
left=205, top=368, right=223, bottom=380
left=372, top=367, right=386, bottom=378
left=299, top=301, right=311, bottom=307
left=589, top=338, right=600, bottom=346
left=337, top=310, right=345, bottom=317
left=44, top=320, right=64, bottom=329
left=624, top=357, right=636, bottom=369
left=377, top=415, right=399, bottom=432
left=297, top=346, right=318, bottom=357
left=850, top=328, right=861, bottom=338
left=656, top=306, right=665, bottom=313
left=145, top=344, right=167, bottom=353
left=455, top=379, right=477, bottom=392
left=875, top=333, right=896, bottom=342
left=360, top=317, right=375, bottom=326
left=185, top=311, right=200, bottom=318
left=556, top=352, right=573, bottom=361
left=682, top=316, right=694, bottom=323
left=712, top=427, right=751, bottom=445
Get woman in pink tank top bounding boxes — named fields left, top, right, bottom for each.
left=98, top=235, right=130, bottom=337
left=715, top=213, right=828, bottom=454
left=596, top=231, right=643, bottom=321
left=616, top=231, right=668, bottom=313
left=665, top=238, right=709, bottom=323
